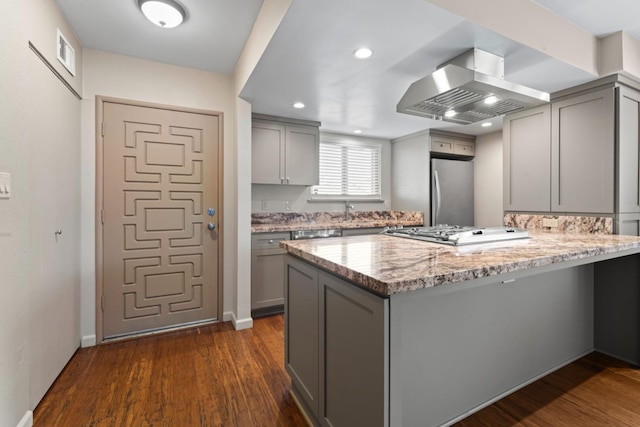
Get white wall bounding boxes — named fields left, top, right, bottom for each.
left=252, top=132, right=393, bottom=213
left=0, top=0, right=83, bottom=425
left=231, top=0, right=293, bottom=330
left=474, top=131, right=504, bottom=226
left=80, top=49, right=235, bottom=342
left=0, top=4, right=31, bottom=426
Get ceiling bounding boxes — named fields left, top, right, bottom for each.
left=56, top=0, right=640, bottom=140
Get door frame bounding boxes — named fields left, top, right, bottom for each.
left=95, top=96, right=224, bottom=344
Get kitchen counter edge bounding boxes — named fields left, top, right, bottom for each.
left=280, top=232, right=640, bottom=296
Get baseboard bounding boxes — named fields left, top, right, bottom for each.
left=222, top=311, right=234, bottom=322
left=230, top=312, right=254, bottom=331
left=81, top=334, right=97, bottom=348
left=17, top=411, right=33, bottom=427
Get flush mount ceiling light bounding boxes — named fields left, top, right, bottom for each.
left=481, top=122, right=493, bottom=127
left=138, top=0, right=186, bottom=28
left=353, top=129, right=363, bottom=134
left=293, top=102, right=305, bottom=109
left=353, top=47, right=373, bottom=59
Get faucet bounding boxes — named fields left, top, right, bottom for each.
left=345, top=201, right=355, bottom=221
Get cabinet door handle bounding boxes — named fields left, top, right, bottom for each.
left=268, top=239, right=274, bottom=244
left=286, top=177, right=290, bottom=184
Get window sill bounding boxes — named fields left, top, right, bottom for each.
left=307, top=197, right=385, bottom=203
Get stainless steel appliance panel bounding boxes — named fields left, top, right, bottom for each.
left=431, top=158, right=474, bottom=226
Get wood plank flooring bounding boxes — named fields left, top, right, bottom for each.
left=34, top=314, right=307, bottom=426
left=455, top=351, right=640, bottom=427
left=35, top=314, right=640, bottom=426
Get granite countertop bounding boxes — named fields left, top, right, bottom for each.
left=280, top=232, right=640, bottom=296
left=251, top=210, right=423, bottom=233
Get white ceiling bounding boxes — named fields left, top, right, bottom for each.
left=54, top=0, right=264, bottom=74
left=56, top=0, right=640, bottom=139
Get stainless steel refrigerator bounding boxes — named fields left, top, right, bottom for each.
left=430, top=158, right=474, bottom=226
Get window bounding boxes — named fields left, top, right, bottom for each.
left=312, top=138, right=382, bottom=199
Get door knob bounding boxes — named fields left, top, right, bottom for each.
left=207, top=223, right=215, bottom=230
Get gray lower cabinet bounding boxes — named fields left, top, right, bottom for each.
left=251, top=232, right=290, bottom=314
left=285, top=257, right=319, bottom=417
left=285, top=256, right=389, bottom=427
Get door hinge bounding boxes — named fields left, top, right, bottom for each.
left=101, top=122, right=104, bottom=137
left=101, top=296, right=104, bottom=311
left=101, top=209, right=104, bottom=224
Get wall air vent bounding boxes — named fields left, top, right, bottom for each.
left=56, top=28, right=76, bottom=76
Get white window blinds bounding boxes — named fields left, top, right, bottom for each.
left=312, top=140, right=381, bottom=198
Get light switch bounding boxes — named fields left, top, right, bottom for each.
left=0, top=173, right=10, bottom=199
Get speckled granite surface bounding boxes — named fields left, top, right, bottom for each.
left=251, top=211, right=423, bottom=233
left=504, top=214, right=613, bottom=234
left=281, top=232, right=640, bottom=296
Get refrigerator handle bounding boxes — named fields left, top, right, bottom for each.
left=433, top=169, right=441, bottom=224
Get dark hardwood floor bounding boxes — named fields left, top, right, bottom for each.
left=34, top=314, right=308, bottom=426
left=35, top=314, right=640, bottom=426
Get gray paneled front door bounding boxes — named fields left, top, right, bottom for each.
left=101, top=100, right=221, bottom=339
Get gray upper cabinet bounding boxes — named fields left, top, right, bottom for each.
left=551, top=87, right=615, bottom=213
left=503, top=105, right=551, bottom=212
left=430, top=131, right=476, bottom=158
left=504, top=82, right=640, bottom=216
left=251, top=116, right=319, bottom=186
left=617, top=86, right=640, bottom=213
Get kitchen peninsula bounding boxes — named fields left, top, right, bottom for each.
left=281, top=232, right=640, bottom=426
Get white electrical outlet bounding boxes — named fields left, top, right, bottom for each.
left=542, top=218, right=559, bottom=228
left=0, top=172, right=11, bottom=199
left=285, top=200, right=291, bottom=210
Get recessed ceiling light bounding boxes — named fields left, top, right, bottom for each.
left=139, top=0, right=186, bottom=28
left=444, top=110, right=457, bottom=118
left=353, top=48, right=373, bottom=59
left=293, top=102, right=305, bottom=109
left=353, top=129, right=363, bottom=134
left=481, top=122, right=493, bottom=127
left=484, top=95, right=499, bottom=105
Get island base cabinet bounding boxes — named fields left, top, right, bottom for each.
left=319, top=271, right=389, bottom=427
left=389, top=265, right=595, bottom=427
left=594, top=255, right=640, bottom=365
left=285, top=257, right=320, bottom=419
left=285, top=256, right=389, bottom=427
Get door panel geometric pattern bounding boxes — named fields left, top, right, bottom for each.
left=103, top=102, right=220, bottom=338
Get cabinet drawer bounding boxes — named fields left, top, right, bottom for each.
left=251, top=232, right=291, bottom=250
left=431, top=137, right=454, bottom=154
left=454, top=141, right=475, bottom=156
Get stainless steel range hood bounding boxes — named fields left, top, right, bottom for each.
left=397, top=48, right=550, bottom=125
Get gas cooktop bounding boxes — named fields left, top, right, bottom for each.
left=382, top=225, right=530, bottom=246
